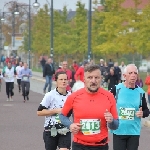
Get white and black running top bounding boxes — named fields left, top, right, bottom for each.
left=38, top=88, right=71, bottom=129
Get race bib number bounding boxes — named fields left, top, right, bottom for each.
left=23, top=76, right=28, bottom=81
left=80, top=119, right=100, bottom=135
left=7, top=74, right=12, bottom=79
left=55, top=114, right=61, bottom=123
left=119, top=107, right=135, bottom=120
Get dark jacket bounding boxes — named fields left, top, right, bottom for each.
left=43, top=63, right=55, bottom=77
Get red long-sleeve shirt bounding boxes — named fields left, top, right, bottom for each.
left=74, top=66, right=84, bottom=82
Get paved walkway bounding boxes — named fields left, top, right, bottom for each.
left=0, top=77, right=150, bottom=150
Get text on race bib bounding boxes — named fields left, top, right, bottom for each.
left=55, top=114, right=61, bottom=123
left=80, top=119, right=101, bottom=135
left=23, top=76, right=28, bottom=81
left=119, top=107, right=135, bottom=120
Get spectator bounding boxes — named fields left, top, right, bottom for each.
left=119, top=61, right=126, bottom=82
left=135, top=75, right=143, bottom=88
left=40, top=56, right=46, bottom=71
left=105, top=67, right=119, bottom=90
left=99, top=59, right=105, bottom=75
left=108, top=59, right=114, bottom=68
left=114, top=62, right=121, bottom=81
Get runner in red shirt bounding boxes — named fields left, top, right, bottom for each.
left=56, top=61, right=72, bottom=91
left=74, top=60, right=89, bottom=82
left=72, top=60, right=79, bottom=72
left=60, top=64, right=119, bottom=150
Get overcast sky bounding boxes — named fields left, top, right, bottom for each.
left=0, top=0, right=90, bottom=11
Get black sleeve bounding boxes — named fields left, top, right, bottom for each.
left=109, top=85, right=116, bottom=97
left=66, top=109, right=72, bottom=117
left=37, top=104, right=48, bottom=111
left=105, top=74, right=109, bottom=82
left=141, top=94, right=150, bottom=118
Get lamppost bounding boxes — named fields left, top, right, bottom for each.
left=14, top=0, right=40, bottom=69
left=1, top=1, right=19, bottom=50
left=45, top=0, right=54, bottom=61
left=0, top=10, right=3, bottom=60
left=88, top=0, right=92, bottom=62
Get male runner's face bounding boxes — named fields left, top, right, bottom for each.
left=84, top=69, right=101, bottom=93
left=57, top=74, right=68, bottom=88
left=124, top=66, right=138, bottom=84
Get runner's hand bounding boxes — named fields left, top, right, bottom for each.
left=104, top=109, right=113, bottom=123
left=70, top=123, right=82, bottom=134
left=136, top=107, right=143, bottom=118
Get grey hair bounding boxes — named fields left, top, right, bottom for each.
left=124, top=64, right=138, bottom=74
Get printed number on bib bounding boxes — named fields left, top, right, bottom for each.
left=23, top=76, right=28, bottom=81
left=55, top=114, right=61, bottom=123
left=80, top=119, right=100, bottom=135
left=8, top=74, right=12, bottom=79
left=119, top=107, right=135, bottom=120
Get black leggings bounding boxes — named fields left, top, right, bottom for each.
left=113, top=134, right=140, bottom=150
left=43, top=131, right=71, bottom=150
left=72, top=142, right=108, bottom=150
left=6, top=82, right=14, bottom=98
left=21, top=81, right=30, bottom=99
left=17, top=79, right=21, bottom=90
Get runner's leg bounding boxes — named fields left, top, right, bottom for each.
left=126, top=135, right=139, bottom=150
left=58, top=132, right=71, bottom=150
left=113, top=134, right=127, bottom=150
left=43, top=75, right=49, bottom=93
left=43, top=131, right=58, bottom=150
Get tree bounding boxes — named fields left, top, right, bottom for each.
left=31, top=4, right=50, bottom=56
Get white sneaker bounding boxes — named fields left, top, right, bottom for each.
left=6, top=98, right=9, bottom=101
left=9, top=97, right=13, bottom=101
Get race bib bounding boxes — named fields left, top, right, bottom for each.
left=80, top=119, right=101, bottom=135
left=55, top=114, right=61, bottom=123
left=119, top=107, right=135, bottom=120
left=23, top=76, right=28, bottom=81
left=7, top=74, right=12, bottom=79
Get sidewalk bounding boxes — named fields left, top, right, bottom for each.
left=31, top=71, right=56, bottom=85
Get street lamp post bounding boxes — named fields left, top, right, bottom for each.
left=0, top=10, right=3, bottom=60
left=46, top=0, right=54, bottom=60
left=50, top=0, right=54, bottom=60
left=14, top=0, right=40, bottom=69
left=88, top=0, right=92, bottom=62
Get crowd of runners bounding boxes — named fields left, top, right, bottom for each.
left=1, top=55, right=150, bottom=149
left=0, top=60, right=32, bottom=103
left=37, top=57, right=150, bottom=150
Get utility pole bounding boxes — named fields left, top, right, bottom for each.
left=0, top=10, right=3, bottom=60
left=87, top=0, right=92, bottom=62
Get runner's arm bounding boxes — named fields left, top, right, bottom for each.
left=59, top=113, right=72, bottom=129
left=108, top=119, right=119, bottom=130
left=141, top=93, right=149, bottom=118
left=37, top=93, right=61, bottom=116
left=29, top=70, right=32, bottom=77
left=37, top=104, right=61, bottom=116
left=109, top=92, right=119, bottom=130
left=14, top=67, right=17, bottom=75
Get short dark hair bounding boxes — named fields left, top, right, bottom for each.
left=84, top=64, right=100, bottom=73
left=55, top=71, right=67, bottom=81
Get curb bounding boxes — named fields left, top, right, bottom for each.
left=31, top=77, right=56, bottom=85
